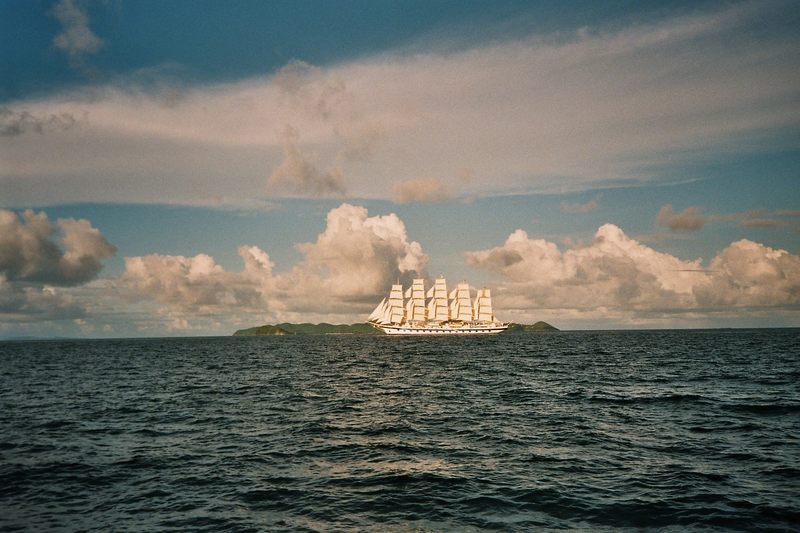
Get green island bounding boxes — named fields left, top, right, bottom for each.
left=233, top=321, right=558, bottom=336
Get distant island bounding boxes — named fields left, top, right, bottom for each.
left=233, top=321, right=558, bottom=336
left=504, top=321, right=560, bottom=332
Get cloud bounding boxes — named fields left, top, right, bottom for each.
left=465, top=224, right=800, bottom=323
left=0, top=107, right=80, bottom=137
left=122, top=246, right=274, bottom=315
left=3, top=1, right=799, bottom=206
left=392, top=177, right=451, bottom=204
left=119, top=203, right=428, bottom=326
left=337, top=121, right=385, bottom=162
left=287, top=203, right=427, bottom=308
left=740, top=218, right=783, bottom=228
left=0, top=209, right=115, bottom=325
left=655, top=206, right=798, bottom=232
left=694, top=239, right=800, bottom=308
left=50, top=0, right=103, bottom=65
left=0, top=276, right=86, bottom=323
left=657, top=204, right=707, bottom=231
left=266, top=125, right=347, bottom=197
left=0, top=209, right=116, bottom=286
left=273, top=60, right=350, bottom=121
left=560, top=195, right=601, bottom=214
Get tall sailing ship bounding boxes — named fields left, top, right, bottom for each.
left=367, top=277, right=508, bottom=335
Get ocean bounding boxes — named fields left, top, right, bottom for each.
left=1, top=330, right=798, bottom=531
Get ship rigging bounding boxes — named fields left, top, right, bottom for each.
left=367, top=277, right=508, bottom=335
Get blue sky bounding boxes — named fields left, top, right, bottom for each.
left=1, top=0, right=799, bottom=337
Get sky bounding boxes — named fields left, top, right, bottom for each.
left=1, top=0, right=799, bottom=337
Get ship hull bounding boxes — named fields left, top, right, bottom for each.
left=369, top=322, right=508, bottom=335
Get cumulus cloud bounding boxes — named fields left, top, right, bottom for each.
left=0, top=209, right=116, bottom=285
left=119, top=203, right=427, bottom=326
left=266, top=126, right=346, bottom=197
left=0, top=209, right=115, bottom=325
left=466, top=224, right=800, bottom=322
left=561, top=195, right=601, bottom=214
left=50, top=0, right=103, bottom=65
left=695, top=239, right=800, bottom=308
left=0, top=107, right=80, bottom=137
left=3, top=2, right=798, bottom=206
left=392, top=177, right=451, bottom=204
left=286, top=203, right=427, bottom=307
left=122, top=246, right=275, bottom=315
left=657, top=204, right=707, bottom=231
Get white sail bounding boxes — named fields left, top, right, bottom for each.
left=426, top=297, right=437, bottom=319
left=365, top=278, right=507, bottom=334
left=388, top=283, right=405, bottom=324
left=410, top=278, right=426, bottom=321
left=474, top=288, right=493, bottom=322
left=368, top=298, right=386, bottom=322
left=405, top=297, right=415, bottom=321
left=379, top=301, right=393, bottom=324
left=432, top=277, right=449, bottom=321
left=455, top=283, right=473, bottom=321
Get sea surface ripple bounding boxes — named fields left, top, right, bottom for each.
left=1, top=329, right=798, bottom=531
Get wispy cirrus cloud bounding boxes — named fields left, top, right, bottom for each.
left=266, top=125, right=347, bottom=197
left=2, top=2, right=798, bottom=206
left=656, top=204, right=800, bottom=232
left=561, top=195, right=601, bottom=214
left=0, top=107, right=80, bottom=137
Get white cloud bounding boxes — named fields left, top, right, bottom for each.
left=121, top=247, right=274, bottom=315
left=2, top=2, right=798, bottom=206
left=466, top=223, right=800, bottom=324
left=696, top=239, right=800, bottom=308
left=119, top=203, right=428, bottom=327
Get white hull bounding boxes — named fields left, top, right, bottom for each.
left=369, top=321, right=508, bottom=335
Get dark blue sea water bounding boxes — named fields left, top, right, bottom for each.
left=1, top=330, right=799, bottom=531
